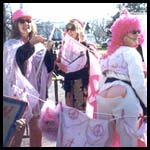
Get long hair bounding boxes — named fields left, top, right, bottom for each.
left=11, top=20, right=37, bottom=39
left=65, top=18, right=85, bottom=42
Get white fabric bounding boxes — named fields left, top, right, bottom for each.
left=96, top=81, right=144, bottom=146
left=101, top=46, right=147, bottom=107
left=57, top=104, right=109, bottom=147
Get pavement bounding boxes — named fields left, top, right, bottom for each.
left=21, top=136, right=56, bottom=147
left=21, top=77, right=65, bottom=147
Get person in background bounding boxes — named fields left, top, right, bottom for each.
left=3, top=9, right=54, bottom=147
left=96, top=11, right=147, bottom=147
left=55, top=19, right=100, bottom=112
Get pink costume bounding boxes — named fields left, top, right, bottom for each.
left=3, top=39, right=52, bottom=123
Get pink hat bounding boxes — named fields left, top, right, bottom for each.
left=12, top=9, right=32, bottom=23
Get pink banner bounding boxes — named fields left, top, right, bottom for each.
left=86, top=52, right=101, bottom=118
left=60, top=34, right=87, bottom=73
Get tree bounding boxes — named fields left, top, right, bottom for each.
left=88, top=18, right=110, bottom=45
left=3, top=3, right=13, bottom=43
left=105, top=3, right=147, bottom=40
left=36, top=21, right=54, bottom=39
left=117, top=3, right=147, bottom=13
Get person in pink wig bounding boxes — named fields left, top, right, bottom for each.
left=96, top=10, right=147, bottom=147
left=3, top=9, right=54, bottom=147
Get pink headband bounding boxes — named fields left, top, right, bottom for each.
left=70, top=19, right=84, bottom=28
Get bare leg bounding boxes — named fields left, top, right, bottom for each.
left=29, top=116, right=42, bottom=147
left=65, top=92, right=74, bottom=107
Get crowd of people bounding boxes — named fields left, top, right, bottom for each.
left=3, top=8, right=147, bottom=147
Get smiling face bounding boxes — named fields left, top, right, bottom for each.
left=67, top=30, right=78, bottom=40
left=17, top=17, right=32, bottom=38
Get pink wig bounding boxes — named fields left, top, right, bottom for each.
left=106, top=13, right=142, bottom=56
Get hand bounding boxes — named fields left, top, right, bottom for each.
left=46, top=40, right=53, bottom=51
left=29, top=34, right=47, bottom=46
left=56, top=62, right=67, bottom=73
left=15, top=118, right=26, bottom=131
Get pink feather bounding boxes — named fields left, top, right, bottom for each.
left=38, top=101, right=61, bottom=141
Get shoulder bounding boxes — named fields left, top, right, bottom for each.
left=119, top=46, right=142, bottom=63
left=4, top=39, right=20, bottom=46
left=4, top=39, right=23, bottom=51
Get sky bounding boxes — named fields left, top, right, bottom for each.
left=10, top=3, right=119, bottom=23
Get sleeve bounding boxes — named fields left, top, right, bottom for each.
left=44, top=50, right=55, bottom=73
left=15, top=41, right=35, bottom=74
left=123, top=48, right=147, bottom=107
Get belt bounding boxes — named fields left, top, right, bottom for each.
left=105, top=77, right=147, bottom=116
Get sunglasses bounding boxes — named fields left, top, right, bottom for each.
left=130, top=30, right=141, bottom=34
left=66, top=23, right=76, bottom=31
left=18, top=19, right=32, bottom=24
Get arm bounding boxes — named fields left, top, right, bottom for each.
left=15, top=42, right=35, bottom=75
left=124, top=48, right=147, bottom=107
left=44, top=50, right=55, bottom=73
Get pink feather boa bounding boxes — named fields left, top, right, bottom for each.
left=38, top=101, right=61, bottom=141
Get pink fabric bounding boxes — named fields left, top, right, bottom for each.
left=60, top=34, right=101, bottom=118
left=39, top=101, right=60, bottom=141
left=86, top=52, right=101, bottom=118
left=3, top=40, right=51, bottom=123
left=12, top=9, right=32, bottom=23
left=3, top=39, right=40, bottom=122
left=60, top=34, right=87, bottom=73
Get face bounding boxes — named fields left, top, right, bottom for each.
left=123, top=29, right=140, bottom=47
left=67, top=30, right=78, bottom=40
left=18, top=17, right=32, bottom=37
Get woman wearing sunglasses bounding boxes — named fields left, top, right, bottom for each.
left=96, top=11, right=147, bottom=147
left=55, top=19, right=101, bottom=112
left=3, top=9, right=54, bottom=147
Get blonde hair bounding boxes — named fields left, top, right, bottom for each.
left=66, top=19, right=85, bottom=42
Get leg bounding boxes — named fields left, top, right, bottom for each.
left=29, top=115, right=42, bottom=147
left=96, top=96, right=116, bottom=147
left=65, top=92, right=74, bottom=107
left=104, top=120, right=116, bottom=147
left=116, top=117, right=138, bottom=147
